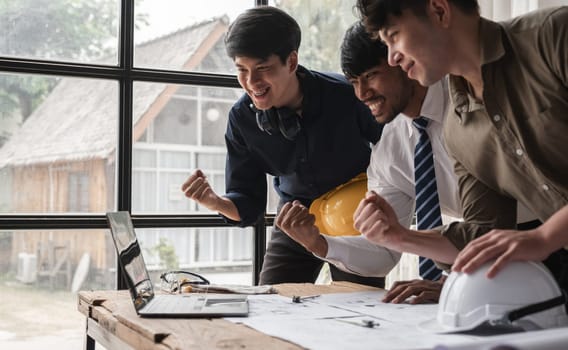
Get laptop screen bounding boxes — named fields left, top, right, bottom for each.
left=107, top=211, right=154, bottom=310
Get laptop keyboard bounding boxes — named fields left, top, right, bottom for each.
left=142, top=294, right=205, bottom=313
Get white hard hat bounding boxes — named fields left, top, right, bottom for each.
left=420, top=260, right=568, bottom=334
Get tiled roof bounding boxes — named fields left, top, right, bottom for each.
left=0, top=17, right=229, bottom=168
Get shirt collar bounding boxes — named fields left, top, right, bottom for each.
left=403, top=79, right=448, bottom=137
left=296, top=65, right=318, bottom=118
left=449, top=17, right=504, bottom=114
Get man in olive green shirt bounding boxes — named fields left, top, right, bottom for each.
left=353, top=0, right=568, bottom=289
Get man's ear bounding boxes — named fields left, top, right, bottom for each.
left=427, top=0, right=452, bottom=28
left=287, top=51, right=299, bottom=72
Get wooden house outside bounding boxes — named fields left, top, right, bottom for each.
left=0, top=16, right=255, bottom=288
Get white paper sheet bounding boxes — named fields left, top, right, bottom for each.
left=226, top=291, right=480, bottom=349
left=227, top=294, right=360, bottom=320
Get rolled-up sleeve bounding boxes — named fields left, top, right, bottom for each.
left=437, top=160, right=518, bottom=269
left=322, top=235, right=401, bottom=277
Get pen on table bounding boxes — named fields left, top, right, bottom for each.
left=292, top=294, right=321, bottom=303
left=336, top=318, right=380, bottom=328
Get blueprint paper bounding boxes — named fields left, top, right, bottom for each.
left=226, top=291, right=479, bottom=349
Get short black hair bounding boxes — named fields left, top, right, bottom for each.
left=224, top=6, right=301, bottom=63
left=356, top=0, right=479, bottom=35
left=341, top=22, right=388, bottom=79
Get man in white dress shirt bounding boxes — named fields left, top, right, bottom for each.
left=276, top=22, right=452, bottom=303
left=276, top=22, right=537, bottom=303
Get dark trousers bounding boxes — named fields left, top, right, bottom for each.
left=543, top=249, right=568, bottom=298
left=519, top=220, right=568, bottom=304
left=259, top=226, right=385, bottom=288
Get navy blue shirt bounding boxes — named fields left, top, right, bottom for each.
left=224, top=65, right=383, bottom=226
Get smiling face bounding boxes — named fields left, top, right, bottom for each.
left=349, top=62, right=414, bottom=124
left=379, top=9, right=451, bottom=86
left=234, top=52, right=299, bottom=111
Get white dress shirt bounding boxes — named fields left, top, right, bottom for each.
left=322, top=79, right=453, bottom=276
left=321, top=79, right=536, bottom=277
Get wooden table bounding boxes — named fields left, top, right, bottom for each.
left=78, top=281, right=380, bottom=350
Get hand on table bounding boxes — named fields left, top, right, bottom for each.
left=383, top=277, right=446, bottom=304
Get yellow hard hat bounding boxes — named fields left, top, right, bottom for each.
left=309, top=173, right=367, bottom=236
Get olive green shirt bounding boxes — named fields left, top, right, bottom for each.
left=441, top=7, right=568, bottom=255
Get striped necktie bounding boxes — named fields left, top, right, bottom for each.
left=413, top=117, right=443, bottom=281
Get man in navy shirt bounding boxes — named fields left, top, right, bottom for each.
left=181, top=6, right=384, bottom=286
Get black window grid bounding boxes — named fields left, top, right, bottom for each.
left=0, top=0, right=272, bottom=286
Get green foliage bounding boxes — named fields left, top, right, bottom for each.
left=152, top=237, right=180, bottom=270
left=0, top=74, right=59, bottom=121
left=276, top=0, right=359, bottom=73
left=0, top=0, right=117, bottom=59
left=0, top=0, right=148, bottom=122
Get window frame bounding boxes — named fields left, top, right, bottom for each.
left=0, top=0, right=272, bottom=286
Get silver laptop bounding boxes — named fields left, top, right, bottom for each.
left=106, top=211, right=249, bottom=318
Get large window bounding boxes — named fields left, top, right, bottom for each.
left=0, top=1, right=366, bottom=348
left=4, top=0, right=565, bottom=348
left=131, top=83, right=238, bottom=214
left=0, top=73, right=118, bottom=214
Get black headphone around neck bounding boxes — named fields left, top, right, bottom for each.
left=250, top=103, right=301, bottom=141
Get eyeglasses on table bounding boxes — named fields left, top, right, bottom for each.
left=159, top=270, right=210, bottom=293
